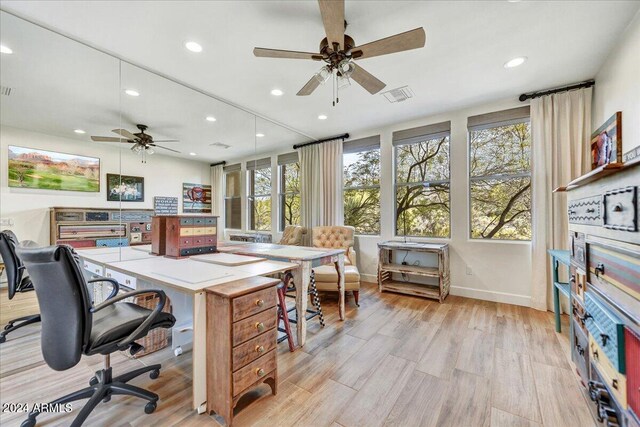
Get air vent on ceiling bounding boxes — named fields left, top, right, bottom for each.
left=209, top=142, right=231, bottom=149
left=0, top=86, right=12, bottom=96
left=381, top=85, right=414, bottom=103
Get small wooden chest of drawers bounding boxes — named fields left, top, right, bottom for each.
left=206, top=276, right=280, bottom=426
left=151, top=215, right=218, bottom=258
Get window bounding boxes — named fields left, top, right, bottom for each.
left=468, top=106, right=531, bottom=240
left=393, top=121, right=450, bottom=238
left=343, top=135, right=381, bottom=234
left=224, top=163, right=241, bottom=229
left=278, top=152, right=300, bottom=231
left=247, top=158, right=271, bottom=231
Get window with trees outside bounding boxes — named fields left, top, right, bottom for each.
left=247, top=158, right=271, bottom=231
left=224, top=164, right=242, bottom=229
left=343, top=135, right=381, bottom=235
left=278, top=152, right=300, bottom=230
left=394, top=122, right=450, bottom=238
left=468, top=106, right=531, bottom=240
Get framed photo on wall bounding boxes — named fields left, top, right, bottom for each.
left=106, top=173, right=144, bottom=202
left=591, top=112, right=622, bottom=169
left=7, top=145, right=100, bottom=192
left=183, top=183, right=211, bottom=213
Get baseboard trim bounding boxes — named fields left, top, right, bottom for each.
left=450, top=286, right=531, bottom=307
left=361, top=273, right=377, bottom=283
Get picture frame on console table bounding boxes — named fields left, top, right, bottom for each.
left=106, top=173, right=144, bottom=202
left=590, top=111, right=622, bottom=170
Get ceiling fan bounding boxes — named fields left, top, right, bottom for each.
left=91, top=124, right=180, bottom=162
left=254, top=0, right=426, bottom=105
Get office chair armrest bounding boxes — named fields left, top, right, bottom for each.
left=90, top=289, right=167, bottom=350
left=87, top=277, right=120, bottom=300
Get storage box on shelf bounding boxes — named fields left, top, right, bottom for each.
left=561, top=159, right=640, bottom=426
left=205, top=276, right=279, bottom=426
left=50, top=207, right=153, bottom=248
left=151, top=215, right=218, bottom=258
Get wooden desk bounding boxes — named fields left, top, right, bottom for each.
left=218, top=242, right=346, bottom=347
left=75, top=249, right=296, bottom=412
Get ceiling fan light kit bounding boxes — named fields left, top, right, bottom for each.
left=91, top=124, right=180, bottom=163
left=253, top=0, right=426, bottom=106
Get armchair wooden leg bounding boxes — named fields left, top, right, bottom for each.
left=353, top=290, right=360, bottom=307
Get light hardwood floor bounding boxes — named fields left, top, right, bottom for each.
left=0, top=283, right=596, bottom=427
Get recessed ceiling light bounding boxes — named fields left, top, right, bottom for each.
left=504, top=56, right=527, bottom=68
left=125, top=89, right=140, bottom=97
left=318, top=114, right=328, bottom=120
left=0, top=45, right=13, bottom=54
left=185, top=41, right=203, bottom=53
left=270, top=89, right=283, bottom=96
left=74, top=129, right=86, bottom=134
left=205, top=116, right=217, bottom=122
left=189, top=152, right=197, bottom=156
left=256, top=133, right=265, bottom=138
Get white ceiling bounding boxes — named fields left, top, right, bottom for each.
left=1, top=0, right=639, bottom=151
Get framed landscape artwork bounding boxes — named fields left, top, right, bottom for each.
left=591, top=111, right=622, bottom=169
left=8, top=146, right=100, bottom=192
left=183, top=183, right=212, bottom=213
left=106, top=174, right=144, bottom=202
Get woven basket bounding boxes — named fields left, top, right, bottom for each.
left=128, top=292, right=173, bottom=358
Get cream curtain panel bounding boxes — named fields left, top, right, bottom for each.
left=298, top=139, right=344, bottom=233
left=530, top=87, right=592, bottom=311
left=210, top=164, right=224, bottom=223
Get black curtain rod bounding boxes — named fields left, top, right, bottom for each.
left=210, top=161, right=226, bottom=167
left=293, top=133, right=350, bottom=150
left=519, top=80, right=594, bottom=102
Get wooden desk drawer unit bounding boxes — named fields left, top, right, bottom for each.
left=155, top=215, right=218, bottom=258
left=585, top=292, right=626, bottom=374
left=206, top=277, right=279, bottom=426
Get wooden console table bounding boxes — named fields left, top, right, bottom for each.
left=377, top=241, right=450, bottom=302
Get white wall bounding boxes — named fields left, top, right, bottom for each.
left=228, top=97, right=534, bottom=307
left=592, top=10, right=640, bottom=155
left=0, top=126, right=211, bottom=245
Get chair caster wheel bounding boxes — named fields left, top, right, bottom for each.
left=145, top=401, right=157, bottom=414
left=0, top=335, right=6, bottom=344
left=149, top=369, right=160, bottom=380
left=21, top=418, right=36, bottom=427
left=89, top=376, right=98, bottom=386
left=102, top=395, right=111, bottom=403
left=4, top=323, right=13, bottom=331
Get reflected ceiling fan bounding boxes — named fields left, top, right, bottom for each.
left=91, top=124, right=180, bottom=162
left=254, top=0, right=426, bottom=105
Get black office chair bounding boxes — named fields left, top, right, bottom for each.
left=16, top=245, right=176, bottom=427
left=0, top=230, right=41, bottom=343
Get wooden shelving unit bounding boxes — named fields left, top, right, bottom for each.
left=377, top=241, right=450, bottom=302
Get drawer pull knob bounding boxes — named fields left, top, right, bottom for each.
left=600, top=333, right=610, bottom=347
left=611, top=379, right=618, bottom=390
left=593, top=349, right=599, bottom=360
left=256, top=368, right=265, bottom=377
left=256, top=299, right=265, bottom=307
left=595, top=263, right=605, bottom=277
left=256, top=345, right=265, bottom=354
left=586, top=208, right=595, bottom=213
left=570, top=275, right=576, bottom=283
left=613, top=203, right=623, bottom=212
left=255, top=322, right=265, bottom=332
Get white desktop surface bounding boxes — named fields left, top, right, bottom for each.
left=76, top=246, right=157, bottom=264
left=190, top=252, right=265, bottom=266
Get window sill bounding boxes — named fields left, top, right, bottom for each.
left=466, top=238, right=531, bottom=245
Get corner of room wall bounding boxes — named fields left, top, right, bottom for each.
left=592, top=9, right=640, bottom=155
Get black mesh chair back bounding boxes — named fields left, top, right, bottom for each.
left=17, top=245, right=92, bottom=371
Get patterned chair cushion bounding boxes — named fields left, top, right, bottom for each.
left=279, top=225, right=306, bottom=246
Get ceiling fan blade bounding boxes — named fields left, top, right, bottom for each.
left=152, top=139, right=180, bottom=143
left=318, top=0, right=344, bottom=50
left=111, top=128, right=138, bottom=140
left=91, top=136, right=133, bottom=143
left=350, top=63, right=386, bottom=94
left=296, top=75, right=321, bottom=96
left=351, top=27, right=426, bottom=60
left=152, top=145, right=181, bottom=153
left=253, top=47, right=322, bottom=60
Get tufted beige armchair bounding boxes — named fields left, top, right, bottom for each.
left=311, top=225, right=361, bottom=306
left=278, top=225, right=307, bottom=246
